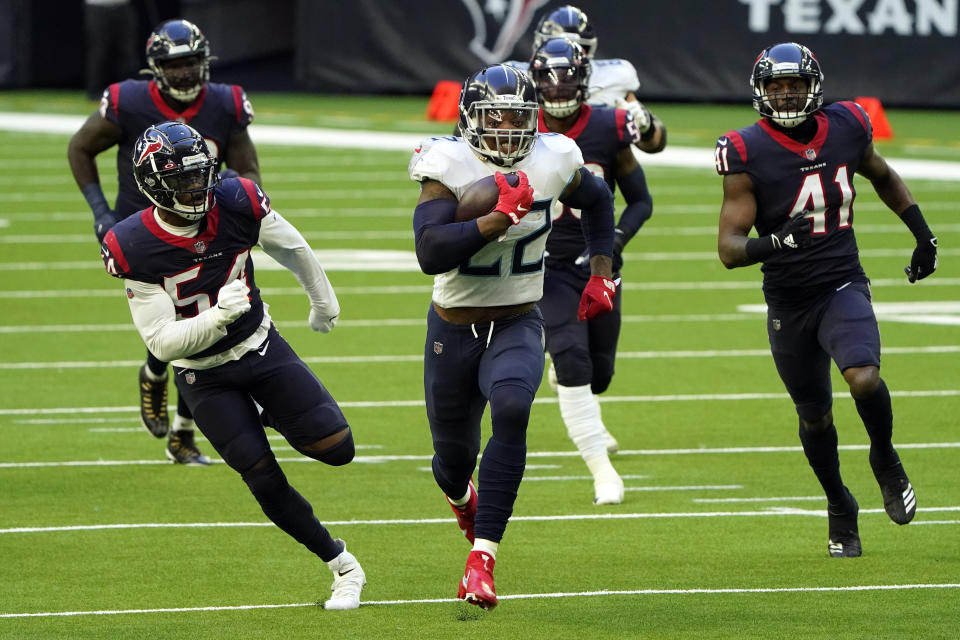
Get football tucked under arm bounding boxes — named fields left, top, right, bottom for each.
left=453, top=172, right=521, bottom=222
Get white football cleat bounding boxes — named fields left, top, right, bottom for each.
left=324, top=540, right=366, bottom=610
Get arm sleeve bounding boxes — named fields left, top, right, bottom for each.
left=561, top=168, right=615, bottom=257
left=258, top=210, right=340, bottom=321
left=413, top=197, right=487, bottom=275
left=124, top=279, right=227, bottom=363
left=615, top=165, right=653, bottom=240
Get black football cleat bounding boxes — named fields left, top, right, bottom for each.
left=166, top=430, right=211, bottom=466
left=827, top=488, right=861, bottom=558
left=874, top=462, right=917, bottom=525
left=139, top=364, right=170, bottom=438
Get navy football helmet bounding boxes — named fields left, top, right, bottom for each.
left=133, top=122, right=218, bottom=220
left=530, top=38, right=591, bottom=118
left=751, top=42, right=824, bottom=128
left=532, top=5, right=597, bottom=57
left=458, top=65, right=539, bottom=167
left=145, top=19, right=211, bottom=102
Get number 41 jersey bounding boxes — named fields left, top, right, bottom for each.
left=100, top=177, right=269, bottom=359
left=715, top=102, right=873, bottom=301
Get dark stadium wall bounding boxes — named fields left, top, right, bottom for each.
left=295, top=0, right=960, bottom=108
left=4, top=0, right=959, bottom=107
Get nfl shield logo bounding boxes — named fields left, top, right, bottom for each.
left=433, top=341, right=443, bottom=355
left=185, top=371, right=196, bottom=385
left=772, top=319, right=781, bottom=331
left=194, top=240, right=207, bottom=253
left=805, top=148, right=816, bottom=161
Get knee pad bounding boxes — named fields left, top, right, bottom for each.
left=551, top=348, right=593, bottom=387
left=293, top=428, right=355, bottom=466
left=241, top=453, right=289, bottom=503
left=798, top=410, right=833, bottom=435
left=488, top=383, right=533, bottom=445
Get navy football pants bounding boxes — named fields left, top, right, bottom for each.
left=767, top=281, right=881, bottom=421
left=541, top=267, right=622, bottom=390
left=424, top=304, right=545, bottom=543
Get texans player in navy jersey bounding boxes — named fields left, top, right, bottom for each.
left=716, top=43, right=938, bottom=558
left=100, top=122, right=365, bottom=610
left=532, top=38, right=655, bottom=505
left=69, top=19, right=261, bottom=465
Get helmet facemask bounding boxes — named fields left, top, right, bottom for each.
left=134, top=124, right=219, bottom=221
left=145, top=20, right=212, bottom=103
left=751, top=43, right=824, bottom=128
left=531, top=39, right=591, bottom=118
left=461, top=102, right=539, bottom=167
left=458, top=66, right=539, bottom=167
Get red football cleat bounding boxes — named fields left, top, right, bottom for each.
left=446, top=478, right=477, bottom=544
left=457, top=550, right=497, bottom=610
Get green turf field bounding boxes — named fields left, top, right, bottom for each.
left=1, top=91, right=958, bottom=639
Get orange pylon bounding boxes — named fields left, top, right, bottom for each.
left=426, top=80, right=462, bottom=121
left=854, top=96, right=894, bottom=140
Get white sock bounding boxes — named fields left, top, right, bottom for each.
left=473, top=538, right=498, bottom=559
left=592, top=395, right=607, bottom=431
left=142, top=365, right=167, bottom=382
left=172, top=414, right=195, bottom=433
left=449, top=485, right=471, bottom=507
left=558, top=383, right=607, bottom=461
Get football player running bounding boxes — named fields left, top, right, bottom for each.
left=100, top=121, right=364, bottom=610
left=69, top=19, right=261, bottom=465
left=716, top=43, right=936, bottom=558
left=532, top=37, right=655, bottom=505
left=409, top=64, right=617, bottom=610
left=506, top=4, right=666, bottom=153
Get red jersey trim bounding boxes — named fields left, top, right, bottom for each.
left=726, top=130, right=748, bottom=164
left=148, top=81, right=208, bottom=124
left=537, top=104, right=592, bottom=139
left=239, top=177, right=269, bottom=220
left=103, top=229, right=130, bottom=274
left=758, top=112, right=830, bottom=160
left=141, top=205, right=221, bottom=251
left=108, top=83, right=121, bottom=119
left=231, top=85, right=244, bottom=124
left=837, top=101, right=868, bottom=132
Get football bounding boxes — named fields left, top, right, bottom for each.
left=454, top=172, right=519, bottom=222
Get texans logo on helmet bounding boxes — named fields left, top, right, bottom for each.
left=462, top=0, right=551, bottom=63
left=136, top=135, right=165, bottom=166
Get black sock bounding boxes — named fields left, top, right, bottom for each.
left=146, top=350, right=168, bottom=377
left=798, top=419, right=846, bottom=505
left=854, top=379, right=899, bottom=474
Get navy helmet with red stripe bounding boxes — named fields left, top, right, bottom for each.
left=132, top=122, right=218, bottom=220
left=751, top=42, right=824, bottom=128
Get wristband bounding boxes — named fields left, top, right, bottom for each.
left=81, top=183, right=111, bottom=218
left=745, top=236, right=775, bottom=261
left=900, top=204, right=933, bottom=242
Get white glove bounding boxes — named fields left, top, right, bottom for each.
left=212, top=279, right=251, bottom=327
left=308, top=308, right=338, bottom=333
left=616, top=97, right=651, bottom=134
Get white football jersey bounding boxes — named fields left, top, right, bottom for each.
left=503, top=57, right=640, bottom=108
left=409, top=134, right=583, bottom=308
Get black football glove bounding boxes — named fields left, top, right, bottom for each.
left=94, top=210, right=122, bottom=243
left=770, top=210, right=813, bottom=250
left=905, top=236, right=938, bottom=283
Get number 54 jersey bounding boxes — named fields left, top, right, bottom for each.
left=409, top=133, right=583, bottom=308
left=715, top=102, right=873, bottom=299
left=100, top=177, right=270, bottom=359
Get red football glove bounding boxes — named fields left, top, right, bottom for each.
left=494, top=171, right=533, bottom=225
left=578, top=275, right=617, bottom=321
